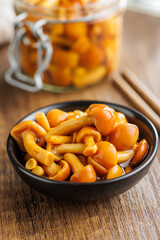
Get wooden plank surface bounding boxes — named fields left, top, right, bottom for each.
left=0, top=11, right=160, bottom=240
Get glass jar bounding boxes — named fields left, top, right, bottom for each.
left=5, top=0, right=127, bottom=92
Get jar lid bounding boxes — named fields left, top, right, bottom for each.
left=15, top=0, right=127, bottom=23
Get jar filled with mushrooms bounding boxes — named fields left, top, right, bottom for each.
left=6, top=0, right=127, bottom=92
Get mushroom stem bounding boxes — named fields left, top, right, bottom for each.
left=11, top=120, right=46, bottom=152
left=117, top=150, right=134, bottom=164
left=36, top=112, right=50, bottom=132
left=46, top=115, right=94, bottom=139
left=32, top=166, right=45, bottom=176
left=64, top=153, right=84, bottom=173
left=46, top=135, right=72, bottom=144
left=72, top=131, right=78, bottom=143
left=46, top=142, right=62, bottom=162
left=25, top=158, right=38, bottom=170
left=43, top=162, right=61, bottom=177
left=48, top=160, right=71, bottom=181
left=88, top=156, right=108, bottom=176
left=54, top=143, right=85, bottom=154
left=76, top=127, right=101, bottom=156
left=85, top=136, right=95, bottom=146
left=64, top=153, right=97, bottom=183
left=83, top=136, right=98, bottom=156
left=23, top=131, right=54, bottom=166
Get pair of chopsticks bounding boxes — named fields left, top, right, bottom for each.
left=112, top=69, right=160, bottom=133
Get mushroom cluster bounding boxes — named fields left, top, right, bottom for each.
left=11, top=104, right=149, bottom=182
left=18, top=0, right=123, bottom=88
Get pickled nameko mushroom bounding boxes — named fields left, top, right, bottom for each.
left=64, top=153, right=96, bottom=182
left=10, top=103, right=149, bottom=181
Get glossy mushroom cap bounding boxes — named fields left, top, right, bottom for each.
left=46, top=109, right=68, bottom=127
left=89, top=105, right=116, bottom=136
left=63, top=153, right=97, bottom=182
left=113, top=112, right=128, bottom=125
left=86, top=104, right=115, bottom=114
left=109, top=123, right=139, bottom=151
left=130, top=139, right=148, bottom=166
left=106, top=164, right=125, bottom=180
left=91, top=141, right=117, bottom=170
left=70, top=164, right=97, bottom=183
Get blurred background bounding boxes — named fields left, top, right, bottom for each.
left=128, top=0, right=160, bottom=16
left=0, top=0, right=160, bottom=46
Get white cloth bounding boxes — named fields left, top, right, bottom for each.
left=0, top=0, right=15, bottom=45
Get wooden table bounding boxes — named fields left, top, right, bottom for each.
left=0, top=11, right=160, bottom=240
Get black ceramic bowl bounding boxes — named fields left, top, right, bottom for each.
left=7, top=101, right=158, bottom=200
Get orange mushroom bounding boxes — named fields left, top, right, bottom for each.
left=52, top=49, right=79, bottom=68
left=11, top=115, right=54, bottom=167
left=46, top=104, right=115, bottom=139
left=117, top=150, right=134, bottom=164
left=25, top=158, right=38, bottom=170
left=64, top=153, right=96, bottom=183
left=32, top=166, right=45, bottom=176
left=130, top=139, right=148, bottom=166
left=66, top=110, right=86, bottom=121
left=109, top=123, right=139, bottom=151
left=54, top=143, right=86, bottom=154
left=46, top=109, right=68, bottom=128
left=46, top=115, right=94, bottom=139
left=35, top=112, right=50, bottom=132
left=113, top=112, right=128, bottom=126
left=43, top=160, right=71, bottom=181
left=89, top=105, right=116, bottom=136
left=46, top=135, right=72, bottom=144
left=46, top=142, right=62, bottom=162
left=91, top=141, right=117, bottom=170
left=11, top=120, right=46, bottom=152
left=88, top=156, right=108, bottom=177
left=76, top=127, right=101, bottom=156
left=80, top=45, right=104, bottom=68
left=72, top=36, right=91, bottom=54
left=64, top=22, right=87, bottom=40
left=106, top=164, right=124, bottom=180
left=71, top=131, right=78, bottom=143
left=23, top=131, right=55, bottom=166
left=86, top=103, right=115, bottom=114
left=50, top=66, right=72, bottom=87
left=73, top=66, right=106, bottom=88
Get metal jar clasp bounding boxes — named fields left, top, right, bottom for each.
left=5, top=13, right=53, bottom=92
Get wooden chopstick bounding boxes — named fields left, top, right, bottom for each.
left=112, top=72, right=160, bottom=132
left=122, top=69, right=160, bottom=115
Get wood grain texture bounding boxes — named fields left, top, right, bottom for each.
left=0, top=11, right=160, bottom=240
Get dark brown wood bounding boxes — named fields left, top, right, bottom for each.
left=0, top=11, right=160, bottom=240
left=112, top=73, right=160, bottom=131
left=122, top=68, right=160, bottom=115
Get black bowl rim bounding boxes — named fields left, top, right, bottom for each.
left=7, top=100, right=159, bottom=186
